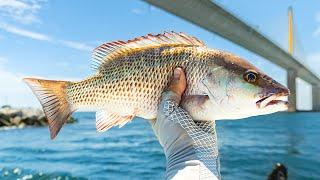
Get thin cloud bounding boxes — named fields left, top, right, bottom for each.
left=313, top=12, right=320, bottom=37
left=316, top=12, right=320, bottom=22
left=0, top=1, right=94, bottom=52
left=59, top=40, right=94, bottom=51
left=131, top=8, right=143, bottom=15
left=0, top=0, right=28, bottom=8
left=0, top=23, right=51, bottom=41
left=313, top=27, right=320, bottom=37
left=131, top=4, right=158, bottom=15
left=0, top=23, right=93, bottom=51
left=0, top=57, right=79, bottom=108
left=307, top=53, right=320, bottom=76
left=0, top=56, right=8, bottom=65
left=0, top=0, right=43, bottom=24
left=307, top=12, right=320, bottom=62
left=0, top=58, right=36, bottom=107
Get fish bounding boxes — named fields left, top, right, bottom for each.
left=23, top=32, right=289, bottom=139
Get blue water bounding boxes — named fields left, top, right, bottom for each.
left=0, top=112, right=319, bottom=179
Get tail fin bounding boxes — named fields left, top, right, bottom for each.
left=23, top=78, right=74, bottom=139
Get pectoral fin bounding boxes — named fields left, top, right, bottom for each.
left=96, top=110, right=134, bottom=132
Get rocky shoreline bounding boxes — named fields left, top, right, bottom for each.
left=0, top=106, right=77, bottom=129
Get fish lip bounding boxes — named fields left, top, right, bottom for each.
left=256, top=92, right=289, bottom=108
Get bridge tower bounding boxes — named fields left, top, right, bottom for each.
left=287, top=6, right=297, bottom=112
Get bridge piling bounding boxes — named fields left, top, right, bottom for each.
left=312, top=85, right=320, bottom=111
left=287, top=69, right=297, bottom=112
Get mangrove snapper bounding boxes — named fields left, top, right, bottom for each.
left=23, top=32, right=289, bottom=139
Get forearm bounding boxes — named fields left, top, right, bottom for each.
left=158, top=95, right=220, bottom=179
left=165, top=136, right=220, bottom=180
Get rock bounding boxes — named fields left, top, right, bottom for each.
left=0, top=107, right=23, bottom=118
left=67, top=116, right=77, bottom=124
left=0, top=107, right=77, bottom=128
left=18, top=122, right=26, bottom=129
left=0, top=118, right=11, bottom=126
left=1, top=105, right=11, bottom=108
left=10, top=116, right=22, bottom=126
left=39, top=117, right=47, bottom=126
left=0, top=113, right=10, bottom=121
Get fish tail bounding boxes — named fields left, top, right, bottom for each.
left=23, top=78, right=75, bottom=139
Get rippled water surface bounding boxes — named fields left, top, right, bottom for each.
left=0, top=112, right=319, bottom=179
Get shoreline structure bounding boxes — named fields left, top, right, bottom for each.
left=0, top=105, right=76, bottom=128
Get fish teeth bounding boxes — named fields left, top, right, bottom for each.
left=256, top=94, right=275, bottom=108
left=257, top=93, right=289, bottom=108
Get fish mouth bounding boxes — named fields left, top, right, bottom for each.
left=256, top=92, right=289, bottom=109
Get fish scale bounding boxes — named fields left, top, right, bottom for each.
left=67, top=46, right=211, bottom=119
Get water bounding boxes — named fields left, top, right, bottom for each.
left=0, top=112, right=319, bottom=179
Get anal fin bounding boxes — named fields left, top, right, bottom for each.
left=96, top=110, right=134, bottom=132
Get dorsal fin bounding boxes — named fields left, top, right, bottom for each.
left=91, top=31, right=205, bottom=71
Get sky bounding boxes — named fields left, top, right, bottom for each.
left=0, top=0, right=319, bottom=110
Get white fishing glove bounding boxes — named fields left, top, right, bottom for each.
left=149, top=68, right=220, bottom=180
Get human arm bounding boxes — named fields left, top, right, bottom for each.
left=149, top=68, right=220, bottom=180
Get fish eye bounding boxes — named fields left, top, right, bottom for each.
left=244, top=71, right=257, bottom=83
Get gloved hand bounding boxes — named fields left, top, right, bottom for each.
left=149, top=68, right=220, bottom=180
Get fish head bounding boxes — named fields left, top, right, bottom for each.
left=202, top=52, right=289, bottom=120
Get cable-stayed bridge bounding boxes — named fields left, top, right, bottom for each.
left=144, top=0, right=320, bottom=111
